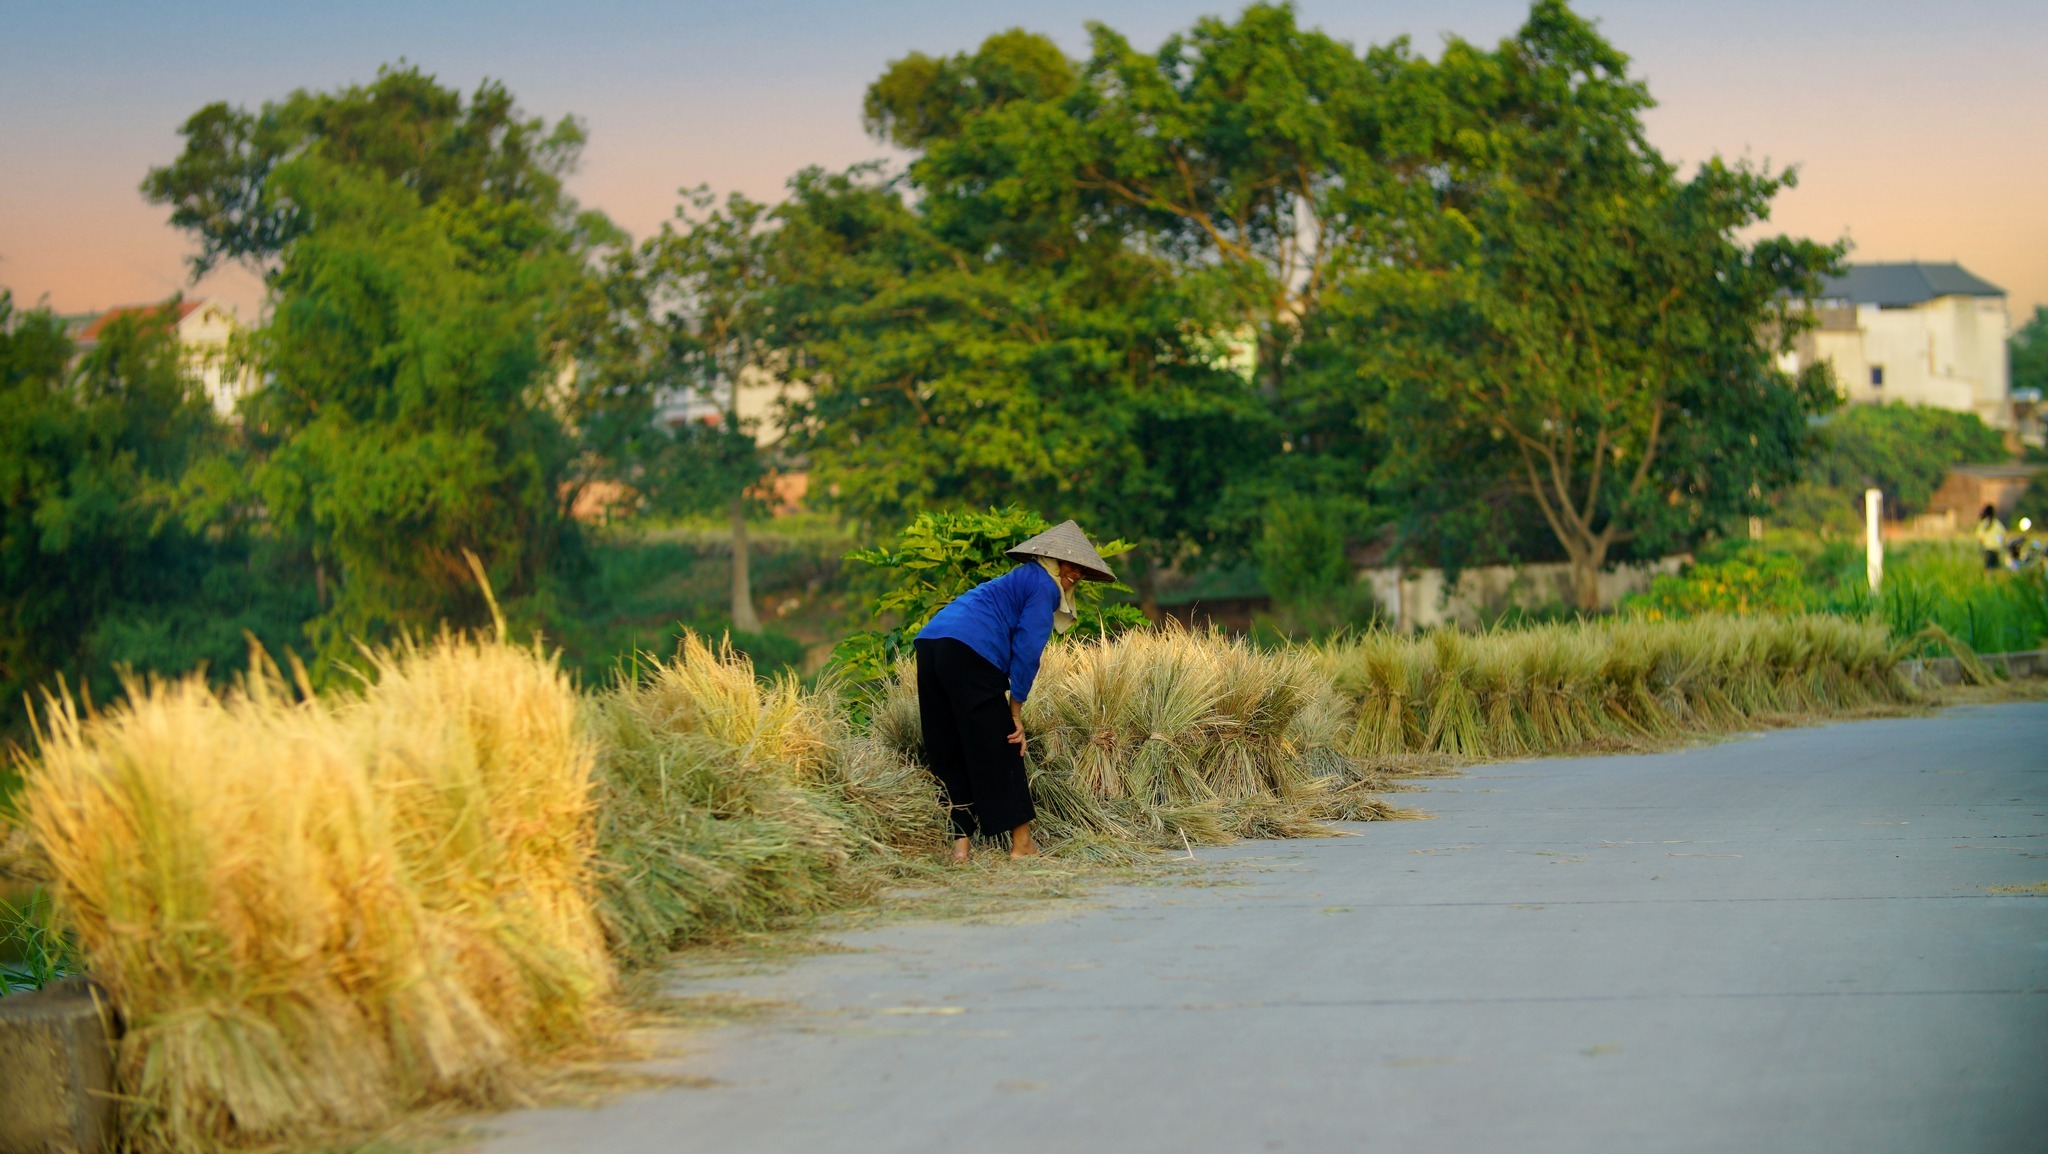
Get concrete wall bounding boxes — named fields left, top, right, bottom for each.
left=0, top=978, right=119, bottom=1153
left=1361, top=556, right=1689, bottom=632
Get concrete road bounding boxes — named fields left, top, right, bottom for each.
left=481, top=705, right=2048, bottom=1154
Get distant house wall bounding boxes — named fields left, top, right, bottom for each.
left=71, top=298, right=252, bottom=416
left=654, top=364, right=804, bottom=448
left=1927, top=464, right=2042, bottom=521
left=1362, top=556, right=1689, bottom=632
left=174, top=301, right=252, bottom=416
left=1790, top=263, right=2013, bottom=430
left=1853, top=297, right=2009, bottom=421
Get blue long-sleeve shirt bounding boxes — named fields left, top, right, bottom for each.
left=915, top=563, right=1060, bottom=702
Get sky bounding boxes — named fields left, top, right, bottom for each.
left=3, top=0, right=2045, bottom=323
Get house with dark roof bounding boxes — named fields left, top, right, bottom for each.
left=1786, top=261, right=2016, bottom=434
left=65, top=297, right=252, bottom=416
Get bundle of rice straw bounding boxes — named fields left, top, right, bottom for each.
left=872, top=626, right=1387, bottom=855
left=22, top=636, right=610, bottom=1153
left=590, top=633, right=949, bottom=966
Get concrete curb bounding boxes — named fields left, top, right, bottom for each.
left=0, top=977, right=120, bottom=1154
left=1899, top=648, right=2048, bottom=686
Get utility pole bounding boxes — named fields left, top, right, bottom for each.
left=1864, top=488, right=1883, bottom=594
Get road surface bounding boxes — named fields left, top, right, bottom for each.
left=481, top=704, right=2048, bottom=1154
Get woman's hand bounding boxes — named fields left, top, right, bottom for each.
left=1008, top=698, right=1027, bottom=754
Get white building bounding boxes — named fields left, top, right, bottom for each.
left=653, top=363, right=796, bottom=446
left=1787, top=261, right=2012, bottom=430
left=71, top=297, right=252, bottom=416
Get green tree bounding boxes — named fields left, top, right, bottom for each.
left=1348, top=2, right=1840, bottom=607
left=864, top=12, right=1400, bottom=545
left=150, top=67, right=615, bottom=659
left=634, top=188, right=786, bottom=632
left=2011, top=305, right=2048, bottom=402
left=1805, top=403, right=2009, bottom=516
left=0, top=296, right=235, bottom=727
left=143, top=63, right=586, bottom=281
left=772, top=25, right=1298, bottom=609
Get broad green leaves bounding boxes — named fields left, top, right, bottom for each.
left=831, top=506, right=1140, bottom=686
left=150, top=68, right=609, bottom=664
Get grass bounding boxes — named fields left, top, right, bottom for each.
left=1634, top=536, right=2048, bottom=657
left=3, top=611, right=1930, bottom=1151
left=0, top=884, right=77, bottom=993
left=1854, top=546, right=2048, bottom=658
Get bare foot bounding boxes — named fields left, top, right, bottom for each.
left=1008, top=823, right=1038, bottom=859
left=949, top=838, right=971, bottom=864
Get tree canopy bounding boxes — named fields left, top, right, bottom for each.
left=0, top=1, right=1879, bottom=725
left=0, top=295, right=269, bottom=726
left=143, top=63, right=588, bottom=280
left=836, top=1, right=1841, bottom=608
left=150, top=66, right=619, bottom=662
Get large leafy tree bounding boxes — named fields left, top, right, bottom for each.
left=143, top=63, right=585, bottom=281
left=858, top=4, right=1843, bottom=610
left=629, top=189, right=788, bottom=632
left=1346, top=3, right=1840, bottom=606
left=148, top=67, right=616, bottom=656
left=866, top=11, right=1417, bottom=539
left=240, top=160, right=593, bottom=652
left=0, top=296, right=233, bottom=727
left=778, top=30, right=1285, bottom=608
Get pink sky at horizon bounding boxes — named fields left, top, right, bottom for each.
left=4, top=1, right=2043, bottom=326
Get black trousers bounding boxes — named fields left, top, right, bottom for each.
left=913, top=637, right=1036, bottom=838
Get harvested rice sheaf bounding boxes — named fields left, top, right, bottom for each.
left=590, top=633, right=950, bottom=967
left=12, top=614, right=1910, bottom=1152
left=21, top=637, right=612, bottom=1154
left=1314, top=615, right=1910, bottom=761
left=874, top=626, right=1383, bottom=854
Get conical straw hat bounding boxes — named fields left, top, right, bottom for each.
left=1006, top=520, right=1118, bottom=583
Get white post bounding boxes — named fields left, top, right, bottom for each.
left=1864, top=488, right=1884, bottom=595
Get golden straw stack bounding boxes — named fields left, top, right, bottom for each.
left=22, top=636, right=610, bottom=1153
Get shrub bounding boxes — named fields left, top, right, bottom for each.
left=832, top=507, right=1142, bottom=685
left=1624, top=549, right=1813, bottom=619
left=1840, top=544, right=2048, bottom=657
left=1807, top=404, right=2008, bottom=516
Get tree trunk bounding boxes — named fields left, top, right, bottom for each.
left=729, top=497, right=762, bottom=632
left=1565, top=532, right=1614, bottom=613
left=1569, top=554, right=1601, bottom=613
left=314, top=561, right=329, bottom=611
left=1134, top=550, right=1160, bottom=622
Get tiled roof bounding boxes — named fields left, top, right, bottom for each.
left=72, top=299, right=206, bottom=343
left=1819, top=262, right=2004, bottom=307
